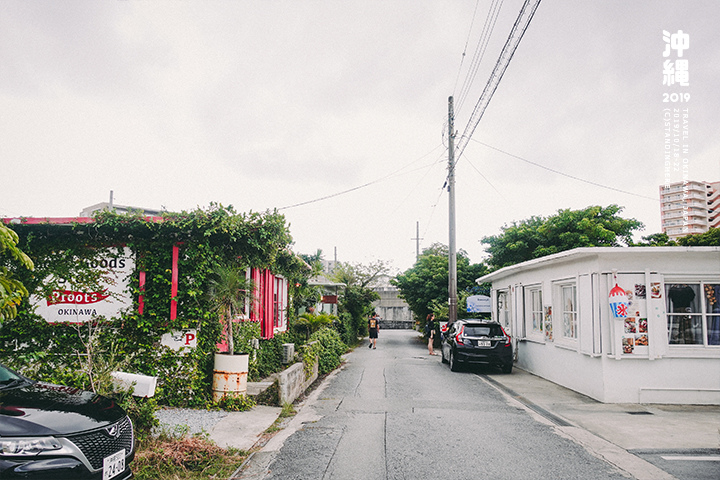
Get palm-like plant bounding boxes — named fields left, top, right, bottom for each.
left=206, top=264, right=254, bottom=355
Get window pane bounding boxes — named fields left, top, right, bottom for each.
left=707, top=315, right=720, bottom=346
left=561, top=285, right=577, bottom=338
left=704, top=284, right=720, bottom=314
left=668, top=314, right=703, bottom=344
left=666, top=284, right=700, bottom=313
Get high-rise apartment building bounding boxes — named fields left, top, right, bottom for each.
left=659, top=180, right=720, bottom=240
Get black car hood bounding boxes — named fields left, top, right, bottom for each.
left=0, top=381, right=126, bottom=436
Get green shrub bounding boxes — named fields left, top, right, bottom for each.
left=309, top=328, right=347, bottom=374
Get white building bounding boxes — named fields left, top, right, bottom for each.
left=477, top=247, right=720, bottom=405
left=659, top=180, right=720, bottom=240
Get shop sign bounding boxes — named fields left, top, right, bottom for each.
left=467, top=295, right=491, bottom=313
left=161, top=330, right=198, bottom=351
left=32, top=247, right=133, bottom=323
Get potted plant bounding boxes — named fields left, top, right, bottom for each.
left=207, top=263, right=254, bottom=401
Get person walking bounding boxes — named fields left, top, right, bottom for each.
left=425, top=314, right=437, bottom=355
left=368, top=312, right=380, bottom=349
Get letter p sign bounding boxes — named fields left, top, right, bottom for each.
left=183, top=330, right=197, bottom=348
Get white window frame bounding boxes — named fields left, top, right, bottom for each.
left=524, top=285, right=544, bottom=341
left=553, top=280, right=578, bottom=344
left=496, top=289, right=511, bottom=331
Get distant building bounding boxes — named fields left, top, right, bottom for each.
left=370, top=274, right=414, bottom=329
left=659, top=180, right=720, bottom=240
left=80, top=202, right=164, bottom=217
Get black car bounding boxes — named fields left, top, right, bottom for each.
left=0, top=363, right=134, bottom=479
left=441, top=319, right=513, bottom=373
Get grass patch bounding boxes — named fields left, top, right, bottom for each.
left=133, top=433, right=248, bottom=480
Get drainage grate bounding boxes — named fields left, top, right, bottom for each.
left=626, top=411, right=654, bottom=415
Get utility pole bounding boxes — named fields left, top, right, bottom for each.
left=447, top=96, right=458, bottom=325
left=412, top=221, right=423, bottom=261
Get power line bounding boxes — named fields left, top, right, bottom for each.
left=456, top=0, right=506, bottom=114
left=278, top=144, right=444, bottom=211
left=456, top=0, right=542, bottom=161
left=452, top=0, right=483, bottom=97
left=470, top=139, right=659, bottom=201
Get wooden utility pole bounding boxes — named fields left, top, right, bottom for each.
left=447, top=96, right=458, bottom=325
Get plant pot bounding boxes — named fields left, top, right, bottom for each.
left=212, top=353, right=249, bottom=402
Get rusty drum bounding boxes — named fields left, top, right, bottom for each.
left=212, top=353, right=249, bottom=402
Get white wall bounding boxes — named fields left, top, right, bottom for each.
left=484, top=248, right=720, bottom=404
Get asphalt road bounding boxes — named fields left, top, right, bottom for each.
left=246, top=329, right=634, bottom=480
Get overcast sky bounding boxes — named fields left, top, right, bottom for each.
left=2, top=1, right=718, bottom=273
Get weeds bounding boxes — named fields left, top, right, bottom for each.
left=133, top=432, right=247, bottom=480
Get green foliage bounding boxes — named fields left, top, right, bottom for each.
left=392, top=243, right=488, bottom=322
left=206, top=264, right=255, bottom=355
left=309, top=328, right=347, bottom=374
left=0, top=223, right=34, bottom=322
left=293, top=312, right=334, bottom=340
left=676, top=227, right=720, bottom=246
left=337, top=285, right=379, bottom=342
left=632, top=232, right=676, bottom=246
left=0, top=205, right=311, bottom=409
left=328, top=260, right=388, bottom=344
left=209, top=393, right=256, bottom=412
left=481, top=205, right=644, bottom=269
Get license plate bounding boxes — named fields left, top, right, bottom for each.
left=103, top=449, right=125, bottom=480
left=477, top=340, right=491, bottom=347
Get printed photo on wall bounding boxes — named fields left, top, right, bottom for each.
left=635, top=334, right=648, bottom=346
left=623, top=337, right=635, bottom=354
left=544, top=305, right=553, bottom=341
left=635, top=284, right=646, bottom=299
left=638, top=318, right=648, bottom=334
left=624, top=318, right=636, bottom=334
left=651, top=282, right=662, bottom=299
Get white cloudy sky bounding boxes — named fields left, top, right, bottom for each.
left=2, top=1, right=718, bottom=273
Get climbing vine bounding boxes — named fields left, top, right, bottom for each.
left=0, top=205, right=310, bottom=406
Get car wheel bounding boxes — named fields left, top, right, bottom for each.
left=501, top=361, right=513, bottom=374
left=449, top=350, right=460, bottom=372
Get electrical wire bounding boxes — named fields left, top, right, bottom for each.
left=452, top=0, right=483, bottom=97
left=278, top=144, right=445, bottom=211
left=456, top=0, right=542, bottom=160
left=456, top=0, right=505, bottom=115
left=470, top=139, right=659, bottom=201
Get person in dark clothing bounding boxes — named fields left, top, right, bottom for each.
left=425, top=314, right=437, bottom=355
left=368, top=312, right=379, bottom=349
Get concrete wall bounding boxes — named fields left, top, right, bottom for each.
left=276, top=357, right=319, bottom=405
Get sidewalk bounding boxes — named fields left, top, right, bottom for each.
left=482, top=367, right=720, bottom=451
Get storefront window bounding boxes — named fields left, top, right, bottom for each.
left=561, top=285, right=577, bottom=339
left=704, top=284, right=720, bottom=346
left=666, top=283, right=720, bottom=346
left=530, top=288, right=543, bottom=333
left=497, top=290, right=510, bottom=330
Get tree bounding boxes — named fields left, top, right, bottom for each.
left=632, top=232, right=676, bottom=246
left=206, top=263, right=254, bottom=355
left=392, top=243, right=488, bottom=323
left=330, top=260, right=389, bottom=342
left=482, top=205, right=644, bottom=269
left=0, top=223, right=34, bottom=323
left=676, top=227, right=720, bottom=246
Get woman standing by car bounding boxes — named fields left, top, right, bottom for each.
left=426, top=314, right=437, bottom=355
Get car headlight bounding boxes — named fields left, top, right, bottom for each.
left=1, top=437, right=62, bottom=455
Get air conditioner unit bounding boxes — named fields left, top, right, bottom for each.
left=282, top=343, right=295, bottom=364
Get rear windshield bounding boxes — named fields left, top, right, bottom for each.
left=463, top=325, right=503, bottom=337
